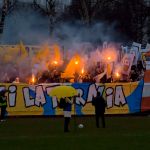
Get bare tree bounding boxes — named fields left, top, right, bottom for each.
left=0, top=0, right=16, bottom=33
left=46, top=0, right=56, bottom=35
left=79, top=0, right=100, bottom=25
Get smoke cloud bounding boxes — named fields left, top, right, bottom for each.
left=1, top=2, right=123, bottom=45
left=0, top=2, right=123, bottom=82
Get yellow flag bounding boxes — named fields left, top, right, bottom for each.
left=62, top=54, right=83, bottom=79
left=34, top=44, right=50, bottom=63
left=2, top=46, right=19, bottom=63
left=106, top=63, right=112, bottom=79
left=19, top=41, right=28, bottom=58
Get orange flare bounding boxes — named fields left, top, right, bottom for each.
left=115, top=72, right=120, bottom=78
left=31, top=74, right=35, bottom=84
left=53, top=60, right=58, bottom=65
left=107, top=57, right=111, bottom=60
left=81, top=68, right=84, bottom=74
left=75, top=61, right=79, bottom=65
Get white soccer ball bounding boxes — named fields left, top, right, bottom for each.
left=78, top=124, right=84, bottom=128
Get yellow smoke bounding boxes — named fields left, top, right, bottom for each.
left=53, top=44, right=61, bottom=62
left=2, top=45, right=20, bottom=63
left=31, top=44, right=51, bottom=67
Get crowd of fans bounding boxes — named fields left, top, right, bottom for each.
left=0, top=59, right=146, bottom=84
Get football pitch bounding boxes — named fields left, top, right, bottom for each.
left=0, top=116, right=150, bottom=150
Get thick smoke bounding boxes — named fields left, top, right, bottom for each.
left=1, top=4, right=49, bottom=44
left=1, top=1, right=122, bottom=45
left=0, top=2, right=123, bottom=83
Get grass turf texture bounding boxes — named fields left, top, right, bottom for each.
left=0, top=116, right=150, bottom=150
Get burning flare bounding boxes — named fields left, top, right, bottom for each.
left=115, top=72, right=120, bottom=78
left=31, top=74, right=35, bottom=84
left=75, top=61, right=79, bottom=65
left=53, top=60, right=58, bottom=65
left=107, top=57, right=111, bottom=61
left=81, top=68, right=84, bottom=74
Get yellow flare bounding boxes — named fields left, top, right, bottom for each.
left=81, top=68, right=84, bottom=74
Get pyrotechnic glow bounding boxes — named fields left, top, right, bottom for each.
left=75, top=61, right=79, bottom=65
left=31, top=74, right=35, bottom=84
left=115, top=72, right=120, bottom=78
left=113, top=64, right=122, bottom=80
left=107, top=57, right=111, bottom=60
left=81, top=68, right=84, bottom=74
left=102, top=47, right=118, bottom=62
left=61, top=54, right=83, bottom=79
left=53, top=60, right=58, bottom=65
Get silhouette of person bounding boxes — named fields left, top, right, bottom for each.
left=0, top=88, right=7, bottom=122
left=92, top=92, right=106, bottom=128
left=63, top=97, right=73, bottom=132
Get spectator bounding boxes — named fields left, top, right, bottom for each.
left=0, top=88, right=7, bottom=122
left=13, top=77, right=20, bottom=83
left=92, top=92, right=106, bottom=128
left=63, top=97, right=73, bottom=132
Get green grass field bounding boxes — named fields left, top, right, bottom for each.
left=0, top=116, right=150, bottom=150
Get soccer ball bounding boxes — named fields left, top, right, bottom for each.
left=78, top=124, right=84, bottom=128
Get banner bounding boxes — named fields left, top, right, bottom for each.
left=0, top=80, right=145, bottom=116
left=146, top=43, right=150, bottom=51
left=131, top=42, right=141, bottom=64
left=121, top=53, right=135, bottom=75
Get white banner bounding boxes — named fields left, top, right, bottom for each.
left=131, top=42, right=141, bottom=64
left=122, top=53, right=135, bottom=75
